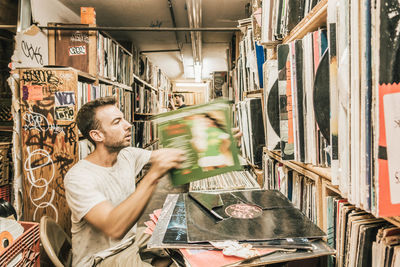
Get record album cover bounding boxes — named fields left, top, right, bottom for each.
left=185, top=190, right=325, bottom=243
left=153, top=100, right=242, bottom=185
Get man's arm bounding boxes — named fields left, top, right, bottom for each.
left=169, top=96, right=177, bottom=110
left=84, top=149, right=184, bottom=239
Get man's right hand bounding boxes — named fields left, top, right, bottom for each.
left=148, top=149, right=185, bottom=179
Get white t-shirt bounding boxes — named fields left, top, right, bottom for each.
left=64, top=147, right=152, bottom=267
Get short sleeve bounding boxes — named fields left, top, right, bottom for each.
left=64, top=165, right=107, bottom=222
left=121, top=147, right=152, bottom=177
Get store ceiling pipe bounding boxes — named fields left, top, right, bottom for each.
left=186, top=0, right=202, bottom=65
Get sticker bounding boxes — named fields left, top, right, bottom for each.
left=22, top=85, right=43, bottom=101
left=383, top=92, right=400, bottom=204
left=55, top=106, right=74, bottom=121
left=225, top=204, right=263, bottom=219
left=55, top=91, right=75, bottom=106
left=69, top=45, right=86, bottom=56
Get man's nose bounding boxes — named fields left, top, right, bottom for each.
left=124, top=119, right=132, bottom=129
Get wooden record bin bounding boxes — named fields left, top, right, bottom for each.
left=48, top=23, right=133, bottom=87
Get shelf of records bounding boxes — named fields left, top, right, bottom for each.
left=133, top=83, right=160, bottom=115
left=78, top=80, right=134, bottom=123
left=132, top=120, right=158, bottom=149
left=171, top=91, right=203, bottom=106
left=261, top=0, right=400, bottom=221
left=132, top=65, right=171, bottom=94
left=263, top=151, right=321, bottom=226
left=232, top=0, right=328, bottom=102
left=260, top=0, right=327, bottom=45
left=263, top=150, right=400, bottom=267
left=232, top=23, right=265, bottom=101
left=48, top=23, right=133, bottom=86
left=235, top=97, right=265, bottom=168
left=189, top=170, right=260, bottom=192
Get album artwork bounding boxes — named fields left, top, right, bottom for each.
left=185, top=190, right=325, bottom=243
left=160, top=193, right=315, bottom=250
left=153, top=100, right=242, bottom=185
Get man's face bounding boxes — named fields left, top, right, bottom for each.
left=175, top=95, right=183, bottom=106
left=95, top=105, right=132, bottom=152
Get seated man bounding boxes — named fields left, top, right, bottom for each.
left=64, top=97, right=185, bottom=267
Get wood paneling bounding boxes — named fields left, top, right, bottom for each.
left=19, top=68, right=78, bottom=233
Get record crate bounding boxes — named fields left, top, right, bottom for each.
left=0, top=184, right=11, bottom=202
left=0, top=221, right=40, bottom=266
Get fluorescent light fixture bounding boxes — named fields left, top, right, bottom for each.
left=194, top=62, right=202, bottom=82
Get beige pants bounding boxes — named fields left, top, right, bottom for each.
left=96, top=227, right=167, bottom=267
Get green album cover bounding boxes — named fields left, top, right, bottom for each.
left=153, top=100, right=242, bottom=185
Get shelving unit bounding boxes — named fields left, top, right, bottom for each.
left=265, top=147, right=400, bottom=230
left=244, top=89, right=263, bottom=98
left=283, top=0, right=328, bottom=43
left=98, top=76, right=132, bottom=91
left=132, top=73, right=158, bottom=92
left=258, top=8, right=400, bottom=266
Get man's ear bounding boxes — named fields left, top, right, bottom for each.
left=89, top=129, right=104, bottom=143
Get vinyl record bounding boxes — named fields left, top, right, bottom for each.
left=0, top=231, right=13, bottom=251
left=139, top=57, right=145, bottom=77
left=0, top=218, right=23, bottom=253
left=267, top=79, right=280, bottom=137
left=313, top=49, right=330, bottom=142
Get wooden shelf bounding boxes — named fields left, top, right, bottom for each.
left=264, top=147, right=400, bottom=229
left=244, top=90, right=263, bottom=98
left=135, top=113, right=157, bottom=116
left=98, top=76, right=132, bottom=91
left=132, top=73, right=158, bottom=92
left=143, top=139, right=159, bottom=149
left=260, top=40, right=282, bottom=48
left=100, top=31, right=132, bottom=56
left=264, top=148, right=332, bottom=182
left=265, top=148, right=324, bottom=182
left=384, top=217, right=400, bottom=228
left=77, top=71, right=97, bottom=82
left=0, top=126, right=12, bottom=132
left=283, top=0, right=327, bottom=43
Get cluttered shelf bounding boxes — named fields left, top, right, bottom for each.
left=264, top=148, right=331, bottom=183
left=143, top=139, right=159, bottom=149
left=77, top=70, right=97, bottom=82
left=265, top=148, right=400, bottom=229
left=283, top=0, right=327, bottom=44
left=244, top=90, right=263, bottom=98
left=97, top=76, right=132, bottom=91
left=132, top=73, right=158, bottom=92
left=385, top=217, right=400, bottom=229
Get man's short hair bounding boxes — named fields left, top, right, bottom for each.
left=76, top=96, right=116, bottom=145
left=174, top=94, right=185, bottom=102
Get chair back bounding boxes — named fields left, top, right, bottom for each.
left=40, top=216, right=72, bottom=267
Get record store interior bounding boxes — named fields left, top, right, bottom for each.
left=0, top=0, right=400, bottom=266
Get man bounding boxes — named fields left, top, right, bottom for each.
left=64, top=97, right=185, bottom=267
left=170, top=94, right=186, bottom=110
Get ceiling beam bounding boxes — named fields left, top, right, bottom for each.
left=36, top=25, right=239, bottom=32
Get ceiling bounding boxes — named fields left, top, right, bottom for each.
left=58, top=0, right=250, bottom=81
